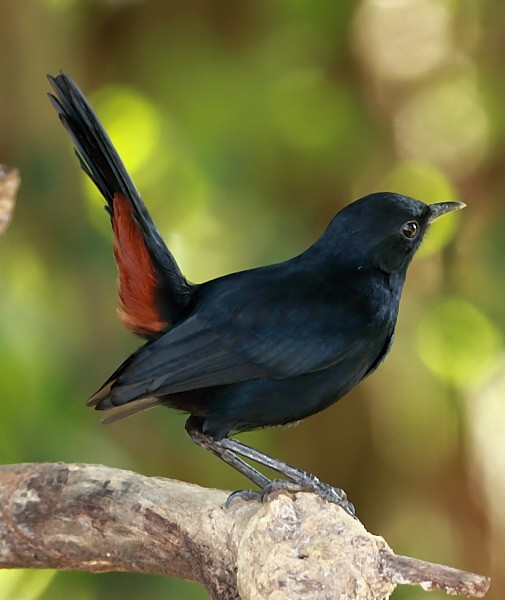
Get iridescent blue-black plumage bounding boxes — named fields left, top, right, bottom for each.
left=88, top=188, right=454, bottom=438
left=48, top=71, right=464, bottom=509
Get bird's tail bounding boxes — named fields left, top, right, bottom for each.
left=47, top=71, right=144, bottom=218
left=48, top=71, right=195, bottom=339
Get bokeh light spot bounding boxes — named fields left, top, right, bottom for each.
left=0, top=569, right=57, bottom=600
left=354, top=0, right=454, bottom=82
left=394, top=73, right=489, bottom=177
left=467, top=367, right=505, bottom=529
left=417, top=298, right=502, bottom=387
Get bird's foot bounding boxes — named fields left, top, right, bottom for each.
left=226, top=476, right=356, bottom=518
left=226, top=479, right=301, bottom=507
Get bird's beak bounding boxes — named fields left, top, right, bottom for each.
left=427, top=201, right=466, bottom=223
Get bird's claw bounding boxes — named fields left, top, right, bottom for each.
left=295, top=474, right=356, bottom=517
left=225, top=488, right=261, bottom=507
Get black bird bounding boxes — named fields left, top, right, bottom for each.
left=48, top=72, right=464, bottom=515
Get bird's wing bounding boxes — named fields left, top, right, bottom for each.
left=89, top=313, right=269, bottom=407
left=91, top=270, right=376, bottom=408
left=48, top=72, right=194, bottom=339
left=205, top=267, right=381, bottom=374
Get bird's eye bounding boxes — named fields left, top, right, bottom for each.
left=401, top=221, right=419, bottom=239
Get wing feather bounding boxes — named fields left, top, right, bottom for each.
left=93, top=268, right=379, bottom=409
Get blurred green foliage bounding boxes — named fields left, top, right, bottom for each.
left=418, top=297, right=502, bottom=387
left=1, top=0, right=504, bottom=598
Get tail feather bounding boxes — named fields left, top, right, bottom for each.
left=47, top=73, right=138, bottom=210
left=48, top=71, right=196, bottom=338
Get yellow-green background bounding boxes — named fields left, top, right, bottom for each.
left=1, top=1, right=504, bottom=598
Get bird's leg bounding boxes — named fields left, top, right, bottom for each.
left=185, top=417, right=355, bottom=517
left=185, top=417, right=271, bottom=498
left=222, top=437, right=356, bottom=517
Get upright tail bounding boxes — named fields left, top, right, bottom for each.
left=48, top=72, right=139, bottom=214
left=48, top=71, right=195, bottom=339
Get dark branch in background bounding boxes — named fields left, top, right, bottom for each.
left=0, top=164, right=19, bottom=236
left=0, top=463, right=490, bottom=600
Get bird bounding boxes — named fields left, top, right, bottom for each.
left=47, top=71, right=465, bottom=516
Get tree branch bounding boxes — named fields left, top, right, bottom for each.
left=0, top=164, right=19, bottom=236
left=0, top=463, right=490, bottom=599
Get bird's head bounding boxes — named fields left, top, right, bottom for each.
left=318, top=192, right=465, bottom=274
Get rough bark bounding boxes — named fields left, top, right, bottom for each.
left=0, top=463, right=490, bottom=599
